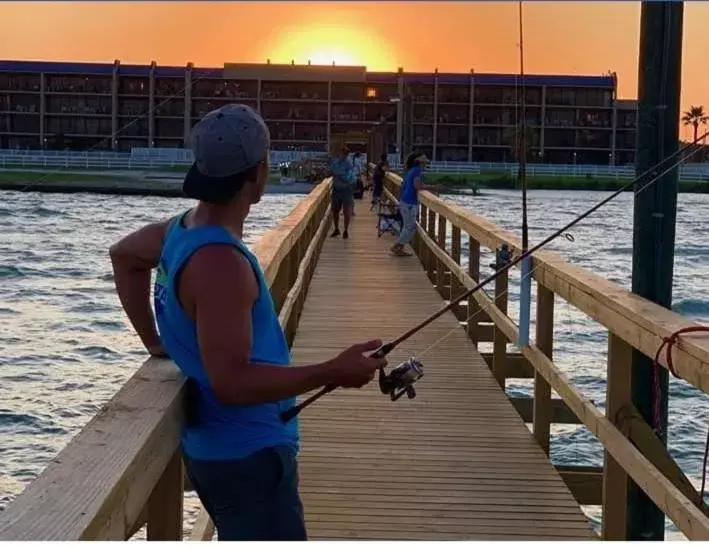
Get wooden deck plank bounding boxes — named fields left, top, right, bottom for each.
left=291, top=204, right=593, bottom=540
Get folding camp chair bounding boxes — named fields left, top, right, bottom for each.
left=376, top=199, right=403, bottom=238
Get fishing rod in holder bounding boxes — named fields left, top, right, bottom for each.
left=516, top=0, right=534, bottom=349
left=279, top=129, right=709, bottom=424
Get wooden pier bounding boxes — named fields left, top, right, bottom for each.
left=2, top=170, right=709, bottom=540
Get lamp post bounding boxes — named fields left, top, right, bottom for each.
left=390, top=91, right=413, bottom=162
left=367, top=114, right=389, bottom=163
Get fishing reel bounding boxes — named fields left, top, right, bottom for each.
left=489, top=243, right=513, bottom=270
left=378, top=358, right=424, bottom=401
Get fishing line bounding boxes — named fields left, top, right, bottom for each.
left=418, top=131, right=706, bottom=360
left=415, top=233, right=579, bottom=361
left=517, top=0, right=529, bottom=253
left=15, top=74, right=215, bottom=193
left=280, top=127, right=709, bottom=423
left=515, top=0, right=534, bottom=349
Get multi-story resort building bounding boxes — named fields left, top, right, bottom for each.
left=0, top=59, right=638, bottom=165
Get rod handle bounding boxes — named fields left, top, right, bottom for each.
left=279, top=343, right=394, bottom=423
left=279, top=384, right=336, bottom=423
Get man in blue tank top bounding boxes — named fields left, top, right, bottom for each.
left=109, top=104, right=387, bottom=540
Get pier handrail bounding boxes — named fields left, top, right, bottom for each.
left=382, top=169, right=709, bottom=540
left=0, top=179, right=332, bottom=541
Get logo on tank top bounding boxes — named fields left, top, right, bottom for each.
left=154, top=261, right=168, bottom=316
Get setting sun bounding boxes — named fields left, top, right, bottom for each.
left=304, top=49, right=356, bottom=67
left=265, top=20, right=396, bottom=69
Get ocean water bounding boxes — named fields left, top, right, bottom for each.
left=0, top=187, right=708, bottom=538
left=0, top=190, right=305, bottom=537
left=449, top=189, right=709, bottom=536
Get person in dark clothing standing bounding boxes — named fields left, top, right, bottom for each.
left=371, top=154, right=389, bottom=206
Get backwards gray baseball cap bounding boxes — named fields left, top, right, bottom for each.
left=183, top=103, right=270, bottom=203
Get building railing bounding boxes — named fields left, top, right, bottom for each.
left=0, top=179, right=332, bottom=541
left=0, top=148, right=326, bottom=171
left=2, top=148, right=708, bottom=182
left=384, top=161, right=709, bottom=181
left=382, top=169, right=709, bottom=539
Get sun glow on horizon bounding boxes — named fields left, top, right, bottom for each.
left=264, top=21, right=396, bottom=70
left=304, top=49, right=357, bottom=67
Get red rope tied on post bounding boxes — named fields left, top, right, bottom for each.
left=652, top=325, right=709, bottom=501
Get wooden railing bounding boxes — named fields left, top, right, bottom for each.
left=383, top=171, right=709, bottom=540
left=0, top=179, right=332, bottom=541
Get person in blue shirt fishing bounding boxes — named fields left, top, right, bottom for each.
left=108, top=104, right=387, bottom=541
left=390, top=151, right=440, bottom=257
left=328, top=145, right=356, bottom=239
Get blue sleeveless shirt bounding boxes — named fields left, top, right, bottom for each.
left=154, top=211, right=299, bottom=461
left=401, top=166, right=423, bottom=205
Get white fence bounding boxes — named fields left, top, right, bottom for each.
left=385, top=160, right=709, bottom=182
left=0, top=147, right=326, bottom=166
left=1, top=148, right=709, bottom=182
left=0, top=149, right=321, bottom=172
left=0, top=154, right=186, bottom=171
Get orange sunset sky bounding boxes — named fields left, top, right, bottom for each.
left=1, top=1, right=707, bottom=139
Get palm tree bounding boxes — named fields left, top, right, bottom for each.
left=681, top=105, right=708, bottom=143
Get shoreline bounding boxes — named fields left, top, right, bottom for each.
left=3, top=168, right=707, bottom=198
left=0, top=172, right=316, bottom=197
left=426, top=173, right=709, bottom=194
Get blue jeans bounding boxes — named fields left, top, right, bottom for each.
left=184, top=445, right=307, bottom=541
left=397, top=203, right=418, bottom=245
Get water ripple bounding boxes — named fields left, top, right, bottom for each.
left=2, top=188, right=709, bottom=537
left=0, top=190, right=304, bottom=518
left=449, top=189, right=709, bottom=533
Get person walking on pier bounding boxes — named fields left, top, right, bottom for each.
left=390, top=151, right=439, bottom=257
left=328, top=145, right=356, bottom=239
left=109, top=104, right=387, bottom=541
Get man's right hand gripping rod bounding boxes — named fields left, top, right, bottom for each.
left=279, top=343, right=394, bottom=423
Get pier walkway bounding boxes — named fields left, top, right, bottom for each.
left=2, top=171, right=709, bottom=541
left=291, top=203, right=591, bottom=540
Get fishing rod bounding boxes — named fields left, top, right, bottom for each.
left=516, top=0, right=534, bottom=348
left=279, top=129, right=708, bottom=424
left=518, top=0, right=528, bottom=253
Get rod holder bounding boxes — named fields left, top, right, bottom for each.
left=518, top=255, right=532, bottom=347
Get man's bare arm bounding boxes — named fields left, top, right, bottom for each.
left=185, top=245, right=385, bottom=405
left=109, top=218, right=172, bottom=354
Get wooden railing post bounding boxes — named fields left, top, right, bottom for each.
left=426, top=210, right=437, bottom=283
left=296, top=214, right=315, bottom=323
left=436, top=214, right=447, bottom=298
left=283, top=244, right=300, bottom=346
left=450, top=226, right=463, bottom=320
left=147, top=450, right=184, bottom=540
left=533, top=285, right=554, bottom=454
left=410, top=207, right=420, bottom=256
left=271, top=251, right=290, bottom=315
left=602, top=333, right=633, bottom=540
left=492, top=263, right=508, bottom=388
left=418, top=204, right=429, bottom=270
left=467, top=236, right=481, bottom=347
